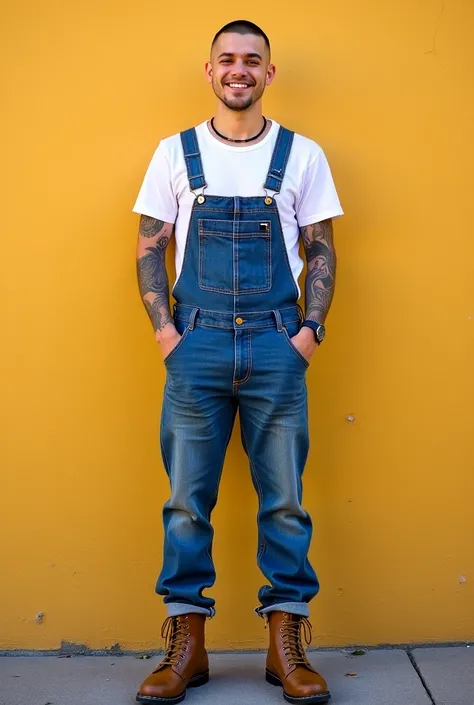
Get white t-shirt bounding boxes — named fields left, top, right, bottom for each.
left=132, top=119, right=343, bottom=295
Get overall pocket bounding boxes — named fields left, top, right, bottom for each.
left=163, top=318, right=192, bottom=365
left=282, top=321, right=310, bottom=369
left=198, top=219, right=272, bottom=294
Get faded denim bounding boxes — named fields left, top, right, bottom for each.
left=156, top=126, right=319, bottom=618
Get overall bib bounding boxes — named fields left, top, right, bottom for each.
left=158, top=126, right=319, bottom=618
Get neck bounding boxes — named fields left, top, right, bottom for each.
left=213, top=102, right=264, bottom=140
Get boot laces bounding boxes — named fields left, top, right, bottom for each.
left=281, top=615, right=312, bottom=668
left=155, top=616, right=190, bottom=669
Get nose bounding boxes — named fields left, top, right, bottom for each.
left=231, top=60, right=247, bottom=77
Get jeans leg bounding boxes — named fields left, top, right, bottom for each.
left=238, top=325, right=319, bottom=615
left=157, top=327, right=237, bottom=616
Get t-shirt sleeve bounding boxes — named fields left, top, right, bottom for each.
left=132, top=140, right=178, bottom=223
left=296, top=148, right=344, bottom=227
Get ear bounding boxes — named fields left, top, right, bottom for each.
left=205, top=61, right=213, bottom=84
left=266, top=63, right=276, bottom=86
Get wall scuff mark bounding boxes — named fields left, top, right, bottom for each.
left=425, top=0, right=445, bottom=55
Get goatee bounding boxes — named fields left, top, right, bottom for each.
left=219, top=95, right=254, bottom=112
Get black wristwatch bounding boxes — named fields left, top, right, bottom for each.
left=301, top=320, right=326, bottom=345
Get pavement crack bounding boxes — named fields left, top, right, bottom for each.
left=406, top=650, right=436, bottom=704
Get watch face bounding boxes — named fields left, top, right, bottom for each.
left=316, top=325, right=325, bottom=343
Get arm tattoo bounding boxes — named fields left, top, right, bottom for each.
left=136, top=215, right=173, bottom=333
left=140, top=217, right=165, bottom=238
left=300, top=218, right=336, bottom=324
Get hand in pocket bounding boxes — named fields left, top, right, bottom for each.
left=290, top=328, right=317, bottom=363
left=158, top=327, right=182, bottom=360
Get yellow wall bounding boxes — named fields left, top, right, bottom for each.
left=2, top=0, right=474, bottom=651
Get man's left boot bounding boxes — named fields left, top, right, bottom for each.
left=265, top=611, right=331, bottom=704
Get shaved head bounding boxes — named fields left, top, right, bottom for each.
left=211, top=20, right=271, bottom=57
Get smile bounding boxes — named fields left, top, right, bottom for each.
left=226, top=83, right=252, bottom=89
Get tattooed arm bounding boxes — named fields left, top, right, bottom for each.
left=289, top=218, right=336, bottom=361
left=300, top=218, right=336, bottom=324
left=136, top=216, right=180, bottom=353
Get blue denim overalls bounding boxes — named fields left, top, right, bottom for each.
left=158, top=126, right=319, bottom=618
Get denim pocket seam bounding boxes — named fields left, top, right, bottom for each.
left=198, top=222, right=272, bottom=295
left=282, top=328, right=310, bottom=369
left=163, top=326, right=191, bottom=365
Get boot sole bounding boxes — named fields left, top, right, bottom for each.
left=266, top=669, right=331, bottom=704
left=136, top=670, right=209, bottom=704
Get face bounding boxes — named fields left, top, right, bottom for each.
left=206, top=32, right=275, bottom=112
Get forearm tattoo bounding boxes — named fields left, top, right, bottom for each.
left=300, top=218, right=336, bottom=323
left=136, top=216, right=173, bottom=333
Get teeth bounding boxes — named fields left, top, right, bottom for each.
left=229, top=83, right=248, bottom=88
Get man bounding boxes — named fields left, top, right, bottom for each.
left=132, top=20, right=343, bottom=705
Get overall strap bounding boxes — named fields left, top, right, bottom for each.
left=264, top=126, right=295, bottom=193
left=180, top=128, right=207, bottom=191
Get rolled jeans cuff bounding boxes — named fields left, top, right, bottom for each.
left=255, top=602, right=310, bottom=618
left=167, top=603, right=215, bottom=618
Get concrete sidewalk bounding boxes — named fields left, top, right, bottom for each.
left=0, top=647, right=473, bottom=705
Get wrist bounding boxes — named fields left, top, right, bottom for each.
left=155, top=322, right=177, bottom=344
left=301, top=320, right=326, bottom=345
left=298, top=326, right=317, bottom=345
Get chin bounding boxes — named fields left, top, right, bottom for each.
left=222, top=98, right=254, bottom=112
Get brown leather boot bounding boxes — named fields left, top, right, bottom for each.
left=136, top=614, right=209, bottom=703
left=265, top=611, right=331, bottom=704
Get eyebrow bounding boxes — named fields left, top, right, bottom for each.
left=217, top=52, right=263, bottom=60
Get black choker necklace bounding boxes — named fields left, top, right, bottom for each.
left=211, top=117, right=267, bottom=143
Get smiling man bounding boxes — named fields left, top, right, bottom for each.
left=133, top=20, right=343, bottom=705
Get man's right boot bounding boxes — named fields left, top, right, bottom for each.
left=136, top=614, right=209, bottom=704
